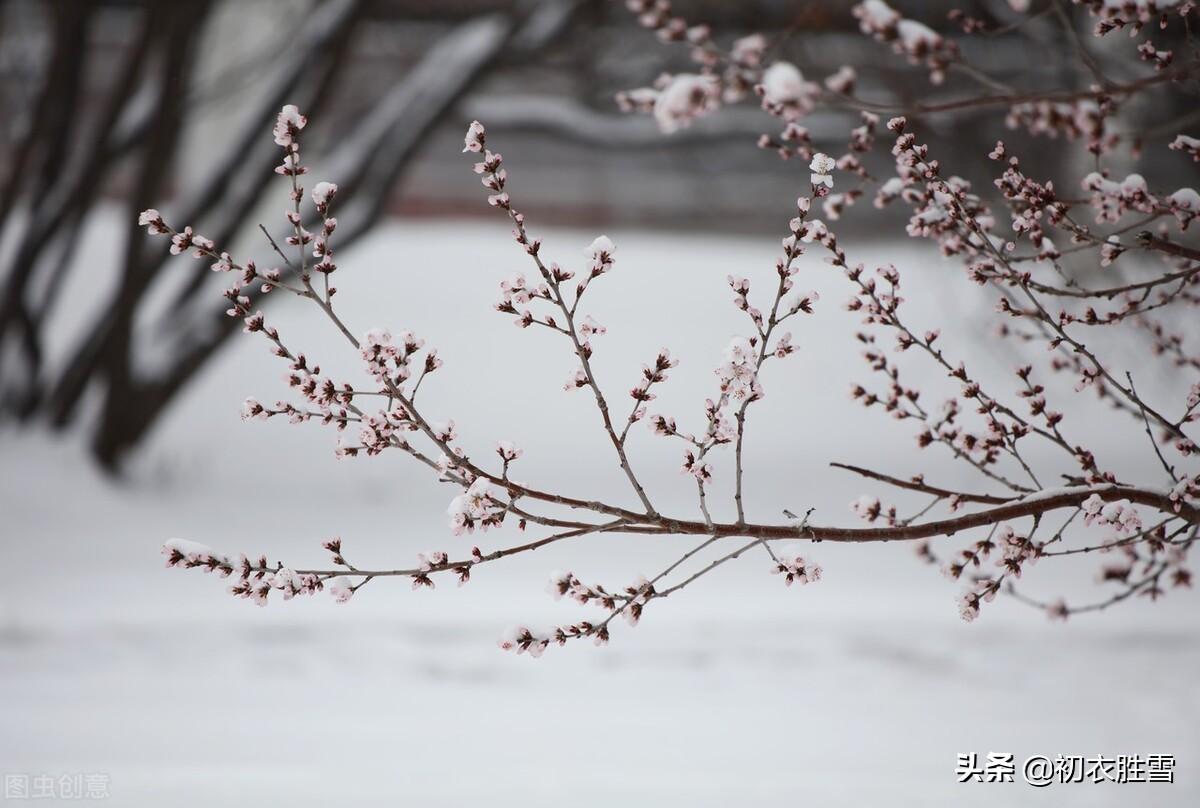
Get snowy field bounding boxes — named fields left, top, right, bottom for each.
left=1, top=214, right=1197, bottom=805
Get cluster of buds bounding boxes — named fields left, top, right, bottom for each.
left=1082, top=170, right=1200, bottom=228
left=702, top=398, right=739, bottom=444
left=785, top=124, right=863, bottom=217
left=198, top=538, right=479, bottom=601
left=162, top=539, right=323, bottom=607
left=754, top=66, right=869, bottom=178
left=500, top=569, right=657, bottom=655
left=651, top=73, right=722, bottom=134
left=272, top=103, right=306, bottom=150
left=447, top=477, right=506, bottom=536
left=941, top=531, right=999, bottom=581
left=1077, top=0, right=1192, bottom=36
left=825, top=65, right=858, bottom=96
left=877, top=119, right=1002, bottom=258
left=680, top=448, right=713, bottom=482
left=1137, top=39, right=1174, bottom=70
left=578, top=235, right=615, bottom=299
left=548, top=570, right=656, bottom=628
left=851, top=494, right=898, bottom=524
left=496, top=272, right=549, bottom=327
left=617, top=1, right=766, bottom=123
left=770, top=547, right=823, bottom=586
left=497, top=625, right=553, bottom=657
left=715, top=335, right=762, bottom=401
left=549, top=570, right=618, bottom=607
left=1169, top=476, right=1200, bottom=512
left=495, top=440, right=523, bottom=466
left=1083, top=171, right=1154, bottom=218
left=464, top=121, right=511, bottom=211
left=355, top=410, right=400, bottom=457
left=1082, top=495, right=1144, bottom=537
left=756, top=119, right=815, bottom=162
left=358, top=328, right=434, bottom=389
left=167, top=225, right=215, bottom=257
left=957, top=578, right=1000, bottom=622
left=995, top=525, right=1045, bottom=578
left=628, top=348, right=679, bottom=420
left=411, top=551, right=448, bottom=589
left=310, top=181, right=339, bottom=274
left=139, top=209, right=254, bottom=292
left=1015, top=365, right=1066, bottom=432
left=757, top=61, right=821, bottom=120
left=852, top=0, right=959, bottom=84
left=647, top=413, right=678, bottom=437
left=499, top=621, right=617, bottom=655
left=273, top=105, right=313, bottom=277
left=844, top=263, right=906, bottom=328
left=1005, top=100, right=1116, bottom=155
left=563, top=368, right=589, bottom=392
left=992, top=148, right=1068, bottom=238
left=578, top=315, right=606, bottom=345
left=625, top=0, right=710, bottom=52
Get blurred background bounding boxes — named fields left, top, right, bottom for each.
left=0, top=0, right=1197, bottom=805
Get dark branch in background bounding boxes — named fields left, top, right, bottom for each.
left=42, top=0, right=363, bottom=444
left=0, top=0, right=581, bottom=469
left=85, top=0, right=580, bottom=466
left=0, top=1, right=94, bottom=405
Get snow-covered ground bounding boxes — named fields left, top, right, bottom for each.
left=1, top=216, right=1196, bottom=805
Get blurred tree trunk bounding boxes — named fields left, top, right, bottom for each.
left=0, top=0, right=94, bottom=405
left=0, top=0, right=581, bottom=469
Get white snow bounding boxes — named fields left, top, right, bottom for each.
left=1168, top=188, right=1200, bottom=211
left=761, top=61, right=808, bottom=106
left=856, top=0, right=901, bottom=31
left=585, top=234, right=613, bottom=256
left=896, top=18, right=941, bottom=49
left=162, top=538, right=216, bottom=559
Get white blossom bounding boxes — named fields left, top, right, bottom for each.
left=447, top=477, right=503, bottom=536
left=809, top=153, right=836, bottom=188
left=715, top=336, right=760, bottom=400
